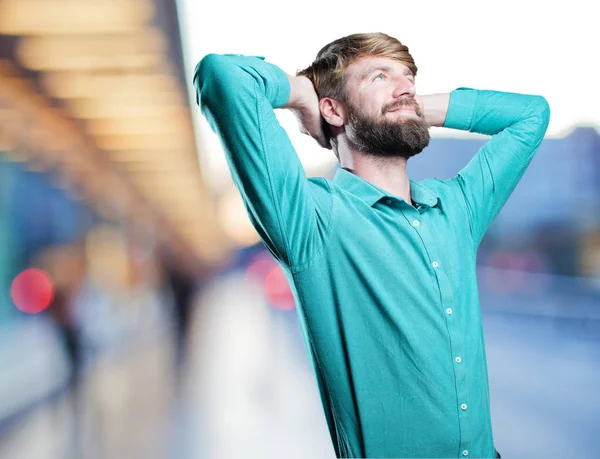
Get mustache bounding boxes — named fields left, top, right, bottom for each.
left=382, top=98, right=422, bottom=117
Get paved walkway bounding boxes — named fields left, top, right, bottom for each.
left=1, top=270, right=599, bottom=458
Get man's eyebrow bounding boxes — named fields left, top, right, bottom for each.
left=359, top=66, right=393, bottom=81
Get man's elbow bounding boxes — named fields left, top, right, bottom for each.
left=194, top=54, right=229, bottom=86
left=528, top=95, right=551, bottom=140
left=193, top=54, right=236, bottom=107
left=534, top=96, right=551, bottom=128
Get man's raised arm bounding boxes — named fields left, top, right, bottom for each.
left=424, top=88, right=550, bottom=246
left=194, top=55, right=332, bottom=267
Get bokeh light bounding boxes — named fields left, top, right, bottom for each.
left=10, top=268, right=55, bottom=314
left=245, top=256, right=274, bottom=283
left=264, top=264, right=295, bottom=311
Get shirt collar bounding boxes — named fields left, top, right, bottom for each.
left=332, top=167, right=439, bottom=208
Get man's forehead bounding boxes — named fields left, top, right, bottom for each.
left=347, top=56, right=411, bottom=79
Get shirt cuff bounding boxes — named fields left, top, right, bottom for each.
left=442, top=87, right=478, bottom=132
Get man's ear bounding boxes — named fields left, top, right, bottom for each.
left=319, top=97, right=347, bottom=128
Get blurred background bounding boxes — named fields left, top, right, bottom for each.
left=0, top=0, right=598, bottom=458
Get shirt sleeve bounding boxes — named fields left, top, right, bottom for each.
left=193, top=54, right=331, bottom=267
left=444, top=88, right=551, bottom=246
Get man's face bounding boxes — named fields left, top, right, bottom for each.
left=342, top=56, right=430, bottom=159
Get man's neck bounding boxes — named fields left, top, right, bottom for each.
left=340, top=153, right=413, bottom=206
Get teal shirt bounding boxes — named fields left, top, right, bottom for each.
left=194, top=54, right=550, bottom=458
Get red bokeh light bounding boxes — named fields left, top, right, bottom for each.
left=10, top=268, right=55, bottom=314
left=245, top=257, right=275, bottom=283
left=264, top=265, right=295, bottom=311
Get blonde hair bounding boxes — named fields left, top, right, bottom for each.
left=297, top=33, right=418, bottom=155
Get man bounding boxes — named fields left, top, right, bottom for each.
left=194, top=32, right=549, bottom=458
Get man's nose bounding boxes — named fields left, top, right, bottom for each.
left=391, top=76, right=415, bottom=98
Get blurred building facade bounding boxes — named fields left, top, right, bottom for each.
left=0, top=0, right=210, bottom=441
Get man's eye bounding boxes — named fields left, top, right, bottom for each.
left=373, top=73, right=386, bottom=81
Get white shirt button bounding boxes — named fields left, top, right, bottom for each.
left=412, top=220, right=420, bottom=227
left=431, top=261, right=439, bottom=268
left=446, top=308, right=453, bottom=315
left=386, top=199, right=392, bottom=205
left=462, top=450, right=469, bottom=456
left=461, top=403, right=468, bottom=410
left=455, top=356, right=462, bottom=363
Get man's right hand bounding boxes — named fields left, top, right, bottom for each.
left=285, top=75, right=331, bottom=149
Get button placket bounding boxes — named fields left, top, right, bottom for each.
left=400, top=205, right=472, bottom=454
left=433, top=262, right=470, bottom=455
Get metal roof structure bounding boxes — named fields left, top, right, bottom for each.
left=0, top=0, right=228, bottom=271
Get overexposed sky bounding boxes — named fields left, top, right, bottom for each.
left=177, top=0, right=598, bottom=190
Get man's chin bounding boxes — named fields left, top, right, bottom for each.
left=385, top=111, right=423, bottom=124
left=347, top=105, right=430, bottom=158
